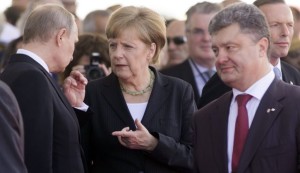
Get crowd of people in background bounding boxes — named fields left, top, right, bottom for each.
left=0, top=0, right=300, bottom=172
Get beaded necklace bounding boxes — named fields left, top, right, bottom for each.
left=120, top=70, right=155, bottom=96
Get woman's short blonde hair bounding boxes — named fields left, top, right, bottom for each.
left=106, top=6, right=166, bottom=64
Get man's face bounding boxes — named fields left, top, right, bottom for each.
left=259, top=3, right=294, bottom=60
left=166, top=20, right=188, bottom=66
left=186, top=13, right=216, bottom=65
left=212, top=24, right=268, bottom=91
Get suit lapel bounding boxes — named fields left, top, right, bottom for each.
left=142, top=68, right=171, bottom=126
left=101, top=74, right=136, bottom=130
left=281, top=60, right=295, bottom=85
left=238, top=79, right=284, bottom=172
left=211, top=92, right=232, bottom=173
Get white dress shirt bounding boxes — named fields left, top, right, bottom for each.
left=17, top=49, right=50, bottom=72
left=227, top=69, right=275, bottom=173
left=127, top=102, right=148, bottom=123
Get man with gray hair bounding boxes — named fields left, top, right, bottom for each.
left=82, top=10, right=110, bottom=36
left=199, top=0, right=300, bottom=108
left=161, top=2, right=221, bottom=108
left=1, top=4, right=88, bottom=173
left=193, top=3, right=300, bottom=173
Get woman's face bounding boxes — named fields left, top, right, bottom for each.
left=108, top=28, right=155, bottom=80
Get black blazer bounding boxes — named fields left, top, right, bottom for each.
left=199, top=60, right=300, bottom=108
left=83, top=67, right=196, bottom=173
left=193, top=78, right=300, bottom=173
left=0, top=54, right=86, bottom=173
left=161, top=59, right=201, bottom=108
left=0, top=80, right=27, bottom=173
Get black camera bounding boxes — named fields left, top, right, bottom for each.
left=84, top=52, right=105, bottom=81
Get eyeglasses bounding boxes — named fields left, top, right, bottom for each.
left=167, top=36, right=187, bottom=46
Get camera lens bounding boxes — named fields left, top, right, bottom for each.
left=85, top=66, right=105, bottom=81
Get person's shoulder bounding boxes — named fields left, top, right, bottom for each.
left=160, top=59, right=190, bottom=75
left=195, top=91, right=231, bottom=116
left=0, top=80, right=12, bottom=93
left=281, top=60, right=300, bottom=74
left=157, top=70, right=191, bottom=88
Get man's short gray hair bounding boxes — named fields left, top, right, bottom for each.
left=23, top=3, right=75, bottom=44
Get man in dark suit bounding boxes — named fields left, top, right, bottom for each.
left=193, top=3, right=300, bottom=173
left=161, top=2, right=221, bottom=108
left=0, top=80, right=27, bottom=173
left=199, top=0, right=300, bottom=108
left=0, top=4, right=88, bottom=173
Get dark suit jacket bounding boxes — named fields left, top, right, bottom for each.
left=160, top=59, right=201, bottom=108
left=83, top=67, right=196, bottom=173
left=199, top=60, right=300, bottom=108
left=193, top=78, right=300, bottom=173
left=0, top=80, right=27, bottom=173
left=0, top=54, right=86, bottom=173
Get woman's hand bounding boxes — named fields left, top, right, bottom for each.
left=112, top=119, right=158, bottom=151
left=63, top=70, right=88, bottom=107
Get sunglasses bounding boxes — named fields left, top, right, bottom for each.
left=167, top=36, right=187, bottom=46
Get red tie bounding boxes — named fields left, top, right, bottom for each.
left=232, top=94, right=252, bottom=172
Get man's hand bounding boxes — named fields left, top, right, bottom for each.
left=63, top=70, right=88, bottom=107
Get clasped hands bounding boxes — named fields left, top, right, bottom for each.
left=112, top=119, right=158, bottom=151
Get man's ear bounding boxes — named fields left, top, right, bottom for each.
left=56, top=28, right=67, bottom=46
left=258, top=37, right=269, bottom=58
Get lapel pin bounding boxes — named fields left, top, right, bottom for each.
left=290, top=81, right=294, bottom=85
left=267, top=108, right=276, bottom=113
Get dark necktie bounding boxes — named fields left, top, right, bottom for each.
left=232, top=94, right=252, bottom=172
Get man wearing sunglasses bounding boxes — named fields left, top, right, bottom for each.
left=165, top=20, right=188, bottom=68
left=161, top=2, right=222, bottom=108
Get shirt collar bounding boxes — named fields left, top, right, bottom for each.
left=17, top=49, right=50, bottom=73
left=232, top=68, right=275, bottom=101
left=188, top=59, right=216, bottom=76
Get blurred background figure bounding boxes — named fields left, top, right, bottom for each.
left=61, top=0, right=82, bottom=33
left=82, top=10, right=111, bottom=36
left=164, top=20, right=188, bottom=68
left=283, top=39, right=300, bottom=71
left=16, top=0, right=63, bottom=33
left=221, top=0, right=241, bottom=7
left=161, top=2, right=222, bottom=108
left=0, top=80, right=27, bottom=173
left=62, top=33, right=110, bottom=83
left=11, top=0, right=29, bottom=11
left=0, top=35, right=23, bottom=71
left=105, top=4, right=122, bottom=13
left=291, top=6, right=300, bottom=40
left=4, top=6, right=24, bottom=27
left=0, top=6, right=23, bottom=46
